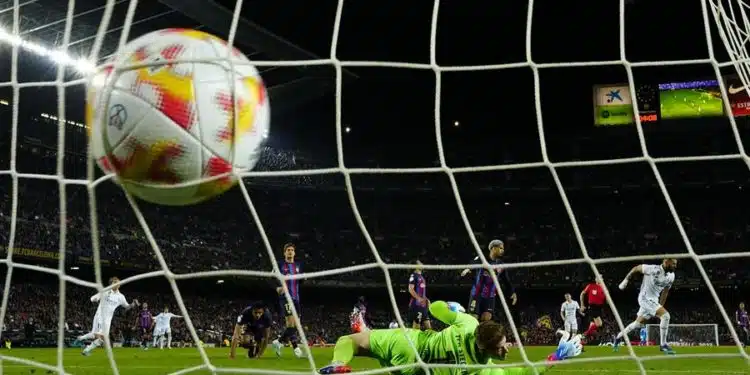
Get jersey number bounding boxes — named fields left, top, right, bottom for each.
left=284, top=302, right=292, bottom=315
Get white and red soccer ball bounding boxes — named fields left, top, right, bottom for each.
left=86, top=28, right=269, bottom=206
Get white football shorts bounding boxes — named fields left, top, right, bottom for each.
left=637, top=298, right=662, bottom=319
left=90, top=316, right=112, bottom=337
left=153, top=326, right=170, bottom=336
left=564, top=319, right=578, bottom=332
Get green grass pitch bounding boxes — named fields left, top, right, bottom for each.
left=659, top=89, right=724, bottom=119
left=0, top=346, right=747, bottom=375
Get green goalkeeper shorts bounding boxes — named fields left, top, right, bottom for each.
left=368, top=329, right=424, bottom=375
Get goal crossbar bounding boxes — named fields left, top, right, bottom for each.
left=645, top=324, right=720, bottom=346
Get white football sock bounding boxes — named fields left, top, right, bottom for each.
left=616, top=321, right=642, bottom=339
left=84, top=338, right=102, bottom=353
left=660, top=312, right=670, bottom=346
left=167, top=332, right=172, bottom=348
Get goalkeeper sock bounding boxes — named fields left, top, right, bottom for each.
left=616, top=321, right=641, bottom=339
left=331, top=336, right=356, bottom=365
left=659, top=312, right=670, bottom=346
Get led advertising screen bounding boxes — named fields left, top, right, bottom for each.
left=658, top=80, right=724, bottom=119
left=593, top=84, right=658, bottom=126
left=724, top=75, right=750, bottom=117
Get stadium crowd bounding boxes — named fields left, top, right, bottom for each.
left=0, top=112, right=746, bottom=349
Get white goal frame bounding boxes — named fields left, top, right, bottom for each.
left=645, top=324, right=720, bottom=347
left=0, top=0, right=746, bottom=375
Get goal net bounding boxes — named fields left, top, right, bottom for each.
left=645, top=324, right=720, bottom=347
left=0, top=0, right=748, bottom=375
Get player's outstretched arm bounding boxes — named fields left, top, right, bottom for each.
left=619, top=265, right=644, bottom=290
left=257, top=327, right=271, bottom=357
left=429, top=301, right=472, bottom=326
left=229, top=324, right=243, bottom=359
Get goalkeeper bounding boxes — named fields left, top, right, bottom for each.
left=319, top=301, right=582, bottom=375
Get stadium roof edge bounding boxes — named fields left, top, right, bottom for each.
left=157, top=0, right=357, bottom=100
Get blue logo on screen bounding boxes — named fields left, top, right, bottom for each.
left=605, top=90, right=623, bottom=103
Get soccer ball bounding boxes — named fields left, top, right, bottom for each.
left=86, top=28, right=270, bottom=206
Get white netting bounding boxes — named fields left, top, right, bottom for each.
left=0, top=0, right=747, bottom=375
left=645, top=324, right=720, bottom=347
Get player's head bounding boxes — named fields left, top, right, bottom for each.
left=661, top=258, right=677, bottom=273
left=283, top=243, right=296, bottom=261
left=474, top=320, right=508, bottom=360
left=358, top=296, right=366, bottom=304
left=488, top=239, right=504, bottom=258
left=251, top=305, right=266, bottom=320
left=163, top=306, right=169, bottom=313
left=564, top=293, right=572, bottom=301
left=414, top=260, right=423, bottom=273
left=142, top=303, right=148, bottom=310
left=740, top=302, right=745, bottom=310
left=109, top=277, right=120, bottom=291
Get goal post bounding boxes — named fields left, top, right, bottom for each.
left=645, top=324, right=720, bottom=347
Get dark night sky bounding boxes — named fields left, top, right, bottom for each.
left=0, top=0, right=746, bottom=171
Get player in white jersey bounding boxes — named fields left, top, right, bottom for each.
left=560, top=293, right=581, bottom=334
left=152, top=306, right=183, bottom=349
left=614, top=258, right=677, bottom=355
left=77, top=277, right=139, bottom=356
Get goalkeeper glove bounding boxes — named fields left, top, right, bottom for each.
left=446, top=302, right=466, bottom=313
left=547, top=334, right=583, bottom=362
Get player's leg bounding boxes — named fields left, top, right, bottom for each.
left=77, top=316, right=101, bottom=342
left=570, top=320, right=578, bottom=335
left=319, top=331, right=372, bottom=373
left=408, top=306, right=421, bottom=330
left=273, top=299, right=301, bottom=357
left=583, top=306, right=602, bottom=339
left=467, top=296, right=480, bottom=319
left=613, top=312, right=648, bottom=352
left=564, top=321, right=572, bottom=335
left=321, top=329, right=418, bottom=374
left=421, top=309, right=432, bottom=331
left=141, top=329, right=149, bottom=349
left=167, top=329, right=172, bottom=349
left=82, top=321, right=108, bottom=356
left=654, top=306, right=674, bottom=354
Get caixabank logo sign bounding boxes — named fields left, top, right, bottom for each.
left=593, top=85, right=658, bottom=125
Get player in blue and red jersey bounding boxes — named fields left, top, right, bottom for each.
left=407, top=260, right=431, bottom=330
left=135, top=302, right=153, bottom=350
left=460, top=239, right=517, bottom=322
left=272, top=243, right=304, bottom=358
left=230, top=302, right=272, bottom=359
left=736, top=302, right=748, bottom=347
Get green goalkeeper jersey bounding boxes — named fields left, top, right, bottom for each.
left=420, top=301, right=487, bottom=368
left=369, top=301, right=490, bottom=375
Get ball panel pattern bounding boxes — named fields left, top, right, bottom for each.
left=86, top=28, right=269, bottom=206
